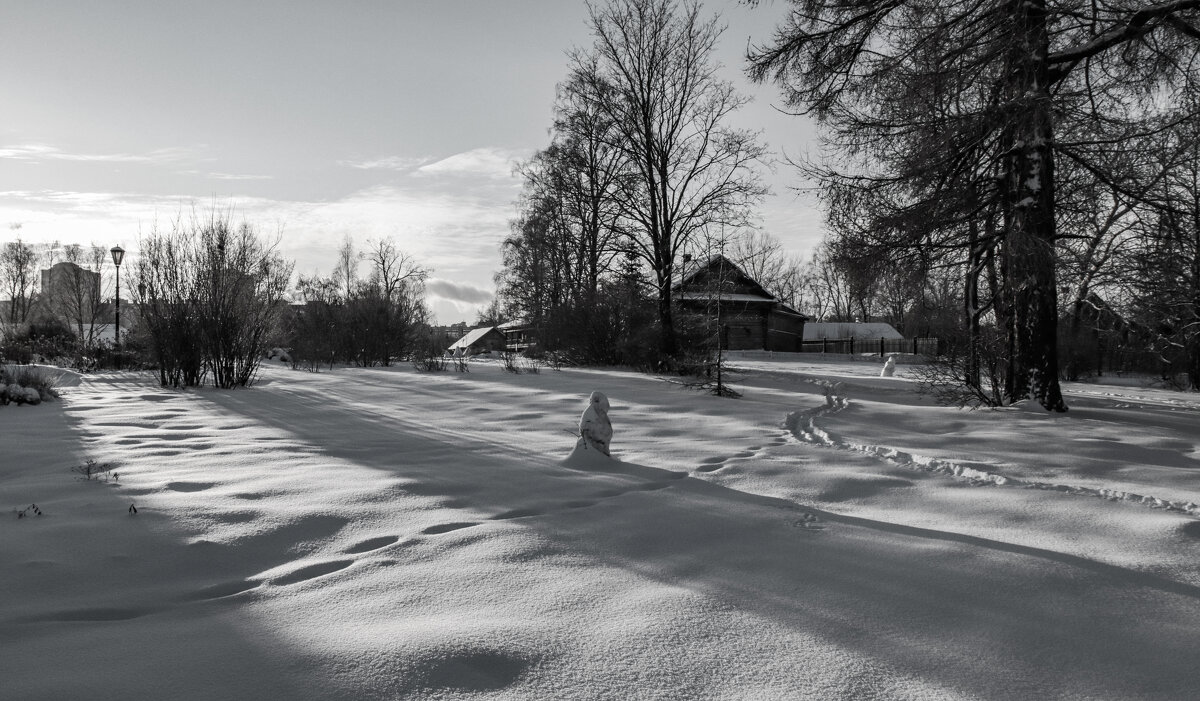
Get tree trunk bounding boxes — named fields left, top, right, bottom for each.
left=1003, top=0, right=1067, bottom=412
left=658, top=279, right=677, bottom=359
left=965, top=216, right=982, bottom=390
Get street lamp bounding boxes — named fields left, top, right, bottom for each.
left=110, top=245, right=124, bottom=366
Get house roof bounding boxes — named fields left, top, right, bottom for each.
left=803, top=322, right=902, bottom=340
left=677, top=291, right=775, bottom=304
left=674, top=255, right=771, bottom=297
left=447, top=326, right=502, bottom=350
left=674, top=254, right=809, bottom=320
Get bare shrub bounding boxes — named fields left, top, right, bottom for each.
left=412, top=352, right=447, bottom=372
left=137, top=210, right=292, bottom=388
left=914, top=335, right=1006, bottom=409
left=71, top=458, right=114, bottom=481
left=501, top=351, right=522, bottom=374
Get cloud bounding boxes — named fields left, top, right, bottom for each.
left=0, top=144, right=195, bottom=164
left=339, top=155, right=430, bottom=171
left=207, top=172, right=274, bottom=181
left=426, top=278, right=493, bottom=304
left=415, top=147, right=529, bottom=179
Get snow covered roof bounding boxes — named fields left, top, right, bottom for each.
left=447, top=326, right=501, bottom=350
left=803, top=322, right=903, bottom=340
left=677, top=292, right=775, bottom=304
left=496, top=318, right=530, bottom=331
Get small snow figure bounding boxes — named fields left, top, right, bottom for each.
left=578, top=391, right=613, bottom=456
left=880, top=354, right=896, bottom=378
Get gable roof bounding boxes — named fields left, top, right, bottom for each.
left=673, top=254, right=808, bottom=320
left=447, top=326, right=502, bottom=350
left=674, top=255, right=772, bottom=298
left=496, top=318, right=530, bottom=331
left=803, top=322, right=902, bottom=340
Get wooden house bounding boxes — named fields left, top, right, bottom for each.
left=674, top=255, right=808, bottom=352
left=497, top=318, right=535, bottom=352
left=446, top=326, right=507, bottom=356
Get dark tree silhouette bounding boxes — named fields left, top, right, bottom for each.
left=749, top=0, right=1200, bottom=410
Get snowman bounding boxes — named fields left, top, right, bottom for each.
left=880, top=354, right=897, bottom=378
left=578, top=391, right=613, bottom=456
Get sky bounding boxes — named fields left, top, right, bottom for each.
left=0, top=0, right=822, bottom=324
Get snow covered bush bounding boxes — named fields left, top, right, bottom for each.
left=267, top=347, right=292, bottom=364
left=3, top=383, right=41, bottom=406
left=0, top=366, right=59, bottom=406
left=1, top=320, right=77, bottom=366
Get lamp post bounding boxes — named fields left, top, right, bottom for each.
left=110, top=245, right=124, bottom=366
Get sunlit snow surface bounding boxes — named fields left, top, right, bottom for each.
left=3, top=355, right=1200, bottom=700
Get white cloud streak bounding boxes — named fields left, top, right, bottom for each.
left=207, top=172, right=274, bottom=181
left=0, top=144, right=196, bottom=164
left=415, top=147, right=529, bottom=179
left=339, top=156, right=430, bottom=171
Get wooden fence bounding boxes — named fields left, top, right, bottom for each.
left=799, top=337, right=939, bottom=356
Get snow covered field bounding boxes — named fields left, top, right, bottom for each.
left=3, top=356, right=1200, bottom=700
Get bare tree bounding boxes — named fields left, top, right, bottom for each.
left=50, top=244, right=108, bottom=349
left=1123, top=88, right=1200, bottom=388
left=287, top=240, right=431, bottom=371
left=356, top=238, right=429, bottom=366
left=137, top=223, right=204, bottom=387
left=554, top=67, right=629, bottom=304
left=332, top=234, right=359, bottom=302
left=573, top=0, right=767, bottom=360
left=502, top=130, right=627, bottom=357
left=291, top=273, right=341, bottom=371
left=1, top=238, right=38, bottom=325
left=727, top=230, right=802, bottom=301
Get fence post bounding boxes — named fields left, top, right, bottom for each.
left=849, top=337, right=855, bottom=355
left=912, top=336, right=918, bottom=354
left=822, top=337, right=827, bottom=353
left=879, top=337, right=885, bottom=357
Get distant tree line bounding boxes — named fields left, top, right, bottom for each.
left=288, top=235, right=431, bottom=371
left=2, top=215, right=436, bottom=384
